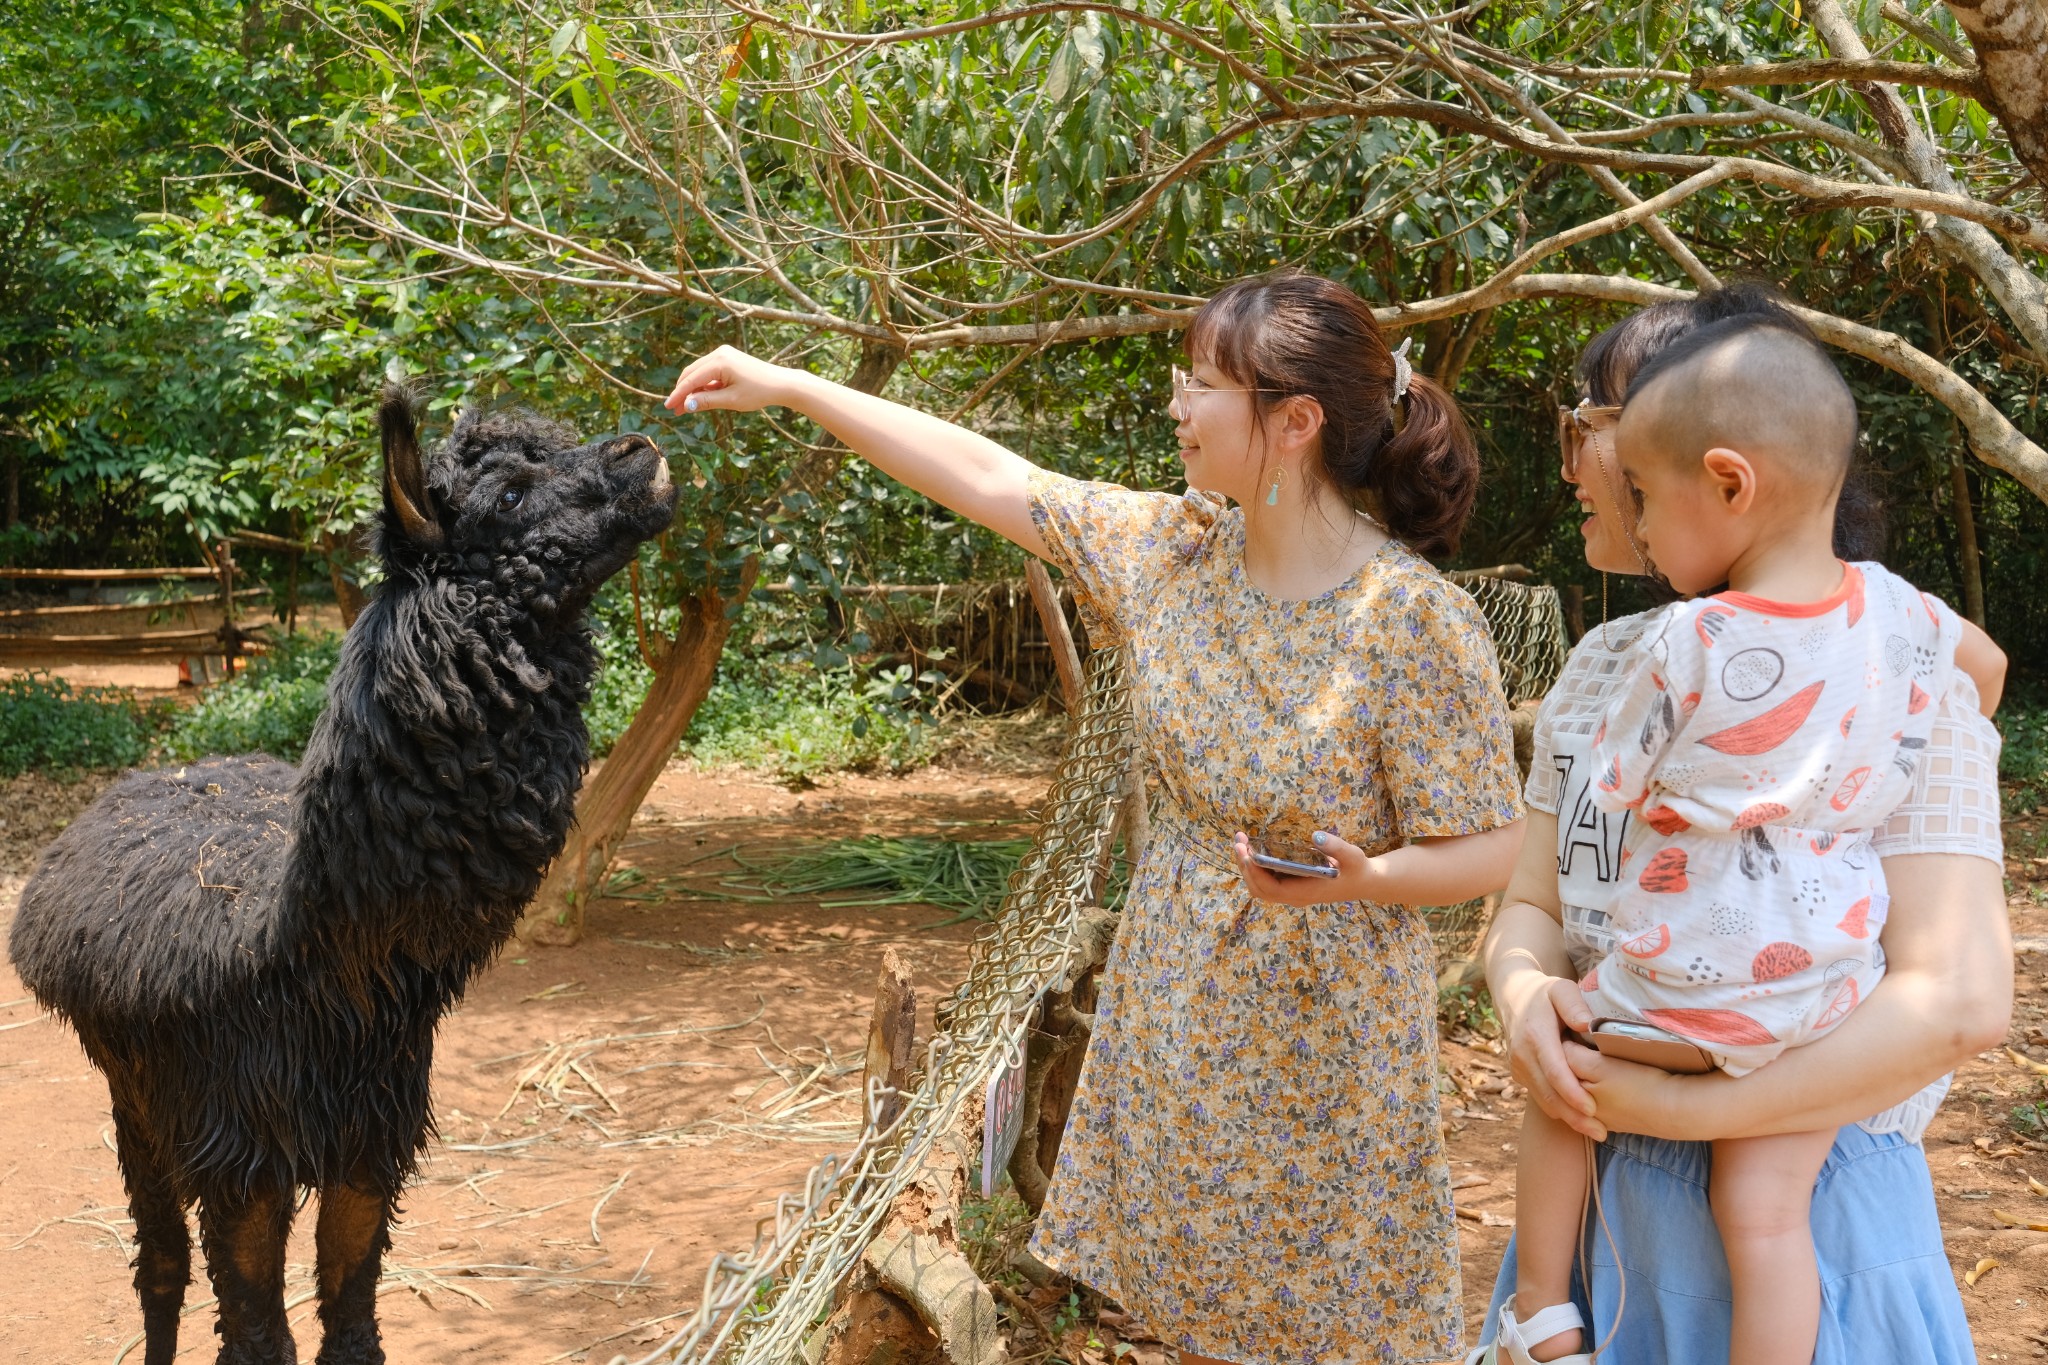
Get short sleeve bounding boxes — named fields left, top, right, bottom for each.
left=1027, top=467, right=1221, bottom=646
left=1372, top=576, right=1525, bottom=839
left=1523, top=686, right=1567, bottom=813
left=1869, top=669, right=2004, bottom=865
left=1587, top=613, right=1697, bottom=815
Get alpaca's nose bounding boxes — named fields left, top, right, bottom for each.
left=604, top=433, right=658, bottom=462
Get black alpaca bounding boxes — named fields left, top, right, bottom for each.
left=8, top=386, right=676, bottom=1364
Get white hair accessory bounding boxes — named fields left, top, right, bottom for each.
left=1390, top=336, right=1414, bottom=400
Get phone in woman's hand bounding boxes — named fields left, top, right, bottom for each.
left=1248, top=850, right=1339, bottom=879
left=1579, top=1017, right=1716, bottom=1074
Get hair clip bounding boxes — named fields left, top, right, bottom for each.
left=1391, top=337, right=1414, bottom=401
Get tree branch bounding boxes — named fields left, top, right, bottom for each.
left=1808, top=0, right=2048, bottom=361
left=1693, top=57, right=1985, bottom=98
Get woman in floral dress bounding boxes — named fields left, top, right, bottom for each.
left=667, top=272, right=1526, bottom=1365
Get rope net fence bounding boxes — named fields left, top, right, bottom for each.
left=617, top=575, right=1570, bottom=1365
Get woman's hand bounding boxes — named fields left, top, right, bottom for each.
left=665, top=344, right=801, bottom=416
left=1565, top=1046, right=1710, bottom=1141
left=1500, top=973, right=1607, bottom=1140
left=1231, top=830, right=1373, bottom=905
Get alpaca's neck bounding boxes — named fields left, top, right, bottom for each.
left=283, top=577, right=597, bottom=965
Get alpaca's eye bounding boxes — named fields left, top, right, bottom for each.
left=499, top=488, right=524, bottom=511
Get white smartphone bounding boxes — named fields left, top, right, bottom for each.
left=1248, top=850, right=1339, bottom=879
left=1581, top=1018, right=1716, bottom=1074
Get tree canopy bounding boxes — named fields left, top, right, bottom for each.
left=8, top=0, right=2044, bottom=935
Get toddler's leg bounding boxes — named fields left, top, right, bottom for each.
left=1512, top=1105, right=1592, bottom=1361
left=1710, top=1128, right=1839, bottom=1365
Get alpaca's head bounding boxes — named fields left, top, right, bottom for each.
left=376, top=383, right=678, bottom=615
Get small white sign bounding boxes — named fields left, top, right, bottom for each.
left=981, top=1045, right=1028, bottom=1195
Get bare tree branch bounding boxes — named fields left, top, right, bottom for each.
left=1693, top=57, right=1985, bottom=98
left=1808, top=0, right=2048, bottom=361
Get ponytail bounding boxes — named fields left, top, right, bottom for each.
left=1188, top=272, right=1483, bottom=558
left=1356, top=373, right=1479, bottom=558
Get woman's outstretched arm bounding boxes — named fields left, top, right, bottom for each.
left=1572, top=851, right=2013, bottom=1140
left=667, top=346, right=1048, bottom=557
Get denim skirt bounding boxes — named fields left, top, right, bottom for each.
left=1472, top=1125, right=1975, bottom=1362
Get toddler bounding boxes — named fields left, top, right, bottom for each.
left=1499, top=315, right=2000, bottom=1365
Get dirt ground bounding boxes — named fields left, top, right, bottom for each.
left=3, top=755, right=2047, bottom=1363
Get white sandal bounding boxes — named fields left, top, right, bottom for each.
left=1477, top=1297, right=1593, bottom=1365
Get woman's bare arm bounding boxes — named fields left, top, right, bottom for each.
left=1233, top=822, right=1526, bottom=910
left=667, top=346, right=1048, bottom=556
left=1480, top=811, right=1610, bottom=1138
left=1573, top=851, right=2013, bottom=1139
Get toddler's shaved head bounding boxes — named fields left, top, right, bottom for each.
left=1623, top=315, right=1857, bottom=491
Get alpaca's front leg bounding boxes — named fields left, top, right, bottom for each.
left=198, top=1183, right=299, bottom=1365
left=312, top=1180, right=393, bottom=1365
left=112, top=1104, right=190, bottom=1365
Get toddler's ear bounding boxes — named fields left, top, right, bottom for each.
left=1700, top=447, right=1757, bottom=514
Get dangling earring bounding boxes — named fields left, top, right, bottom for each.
left=1266, top=466, right=1286, bottom=506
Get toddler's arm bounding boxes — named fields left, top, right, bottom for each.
left=1956, top=619, right=2005, bottom=716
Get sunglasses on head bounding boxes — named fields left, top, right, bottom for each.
left=1556, top=400, right=1623, bottom=481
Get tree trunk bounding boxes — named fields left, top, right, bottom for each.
left=1951, top=452, right=1988, bottom=627
left=323, top=533, right=367, bottom=628
left=516, top=581, right=747, bottom=945
left=1942, top=0, right=2048, bottom=189
left=517, top=341, right=905, bottom=947
left=1919, top=287, right=1990, bottom=627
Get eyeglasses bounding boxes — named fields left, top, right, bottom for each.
left=1171, top=365, right=1287, bottom=408
left=1556, top=400, right=1622, bottom=481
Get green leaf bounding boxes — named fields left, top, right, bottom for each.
left=849, top=83, right=870, bottom=137
left=1045, top=38, right=1079, bottom=106
left=586, top=23, right=616, bottom=81
left=568, top=76, right=594, bottom=119
left=362, top=0, right=404, bottom=30
left=1073, top=22, right=1105, bottom=75
left=548, top=18, right=582, bottom=61
left=1270, top=0, right=1298, bottom=46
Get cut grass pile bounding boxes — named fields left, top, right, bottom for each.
left=651, top=835, right=1132, bottom=923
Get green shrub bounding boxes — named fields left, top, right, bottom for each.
left=586, top=627, right=940, bottom=783
left=2011, top=1099, right=2048, bottom=1142
left=0, top=672, right=167, bottom=776
left=585, top=629, right=658, bottom=757
left=163, top=632, right=342, bottom=763
left=1997, top=674, right=2048, bottom=813
left=684, top=656, right=937, bottom=783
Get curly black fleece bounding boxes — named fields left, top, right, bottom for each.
left=9, top=391, right=676, bottom=1209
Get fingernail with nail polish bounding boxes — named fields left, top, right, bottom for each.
left=1311, top=831, right=1327, bottom=846
left=684, top=396, right=698, bottom=412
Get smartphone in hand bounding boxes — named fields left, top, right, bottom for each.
left=1248, top=850, right=1339, bottom=880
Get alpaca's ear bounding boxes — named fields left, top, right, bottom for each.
left=379, top=382, right=443, bottom=549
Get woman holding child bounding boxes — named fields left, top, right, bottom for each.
left=667, top=273, right=1526, bottom=1365
left=1474, top=286, right=2013, bottom=1365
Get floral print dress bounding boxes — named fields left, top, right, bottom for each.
left=1024, top=471, right=1523, bottom=1365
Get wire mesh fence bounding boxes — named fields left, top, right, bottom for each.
left=615, top=648, right=1136, bottom=1365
